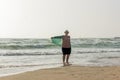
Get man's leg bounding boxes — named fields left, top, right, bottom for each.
left=63, top=55, right=66, bottom=66
left=66, top=54, right=70, bottom=65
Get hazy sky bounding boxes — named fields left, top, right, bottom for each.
left=0, top=0, right=120, bottom=38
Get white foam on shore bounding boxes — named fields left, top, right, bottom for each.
left=0, top=64, right=62, bottom=77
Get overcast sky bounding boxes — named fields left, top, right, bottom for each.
left=0, top=0, right=120, bottom=38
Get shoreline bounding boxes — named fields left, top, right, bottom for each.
left=0, top=64, right=62, bottom=77
left=0, top=65, right=120, bottom=80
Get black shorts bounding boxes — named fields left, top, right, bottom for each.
left=62, top=48, right=71, bottom=55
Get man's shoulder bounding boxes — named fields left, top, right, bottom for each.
left=68, top=36, right=70, bottom=38
left=63, top=36, right=70, bottom=38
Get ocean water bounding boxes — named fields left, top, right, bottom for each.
left=0, top=38, right=120, bottom=77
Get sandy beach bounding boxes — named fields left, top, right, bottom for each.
left=0, top=65, right=120, bottom=80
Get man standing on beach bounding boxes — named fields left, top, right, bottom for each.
left=51, top=30, right=71, bottom=66
left=62, top=30, right=71, bottom=66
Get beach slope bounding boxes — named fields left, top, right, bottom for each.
left=0, top=66, right=120, bottom=80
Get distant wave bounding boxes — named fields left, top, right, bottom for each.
left=0, top=38, right=120, bottom=50
left=0, top=53, right=60, bottom=56
left=0, top=44, right=57, bottom=50
left=71, top=38, right=120, bottom=48
left=76, top=50, right=120, bottom=54
left=0, top=49, right=120, bottom=56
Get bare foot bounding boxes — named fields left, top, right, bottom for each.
left=63, top=62, right=66, bottom=66
left=66, top=62, right=72, bottom=66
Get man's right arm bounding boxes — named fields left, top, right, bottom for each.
left=51, top=35, right=64, bottom=39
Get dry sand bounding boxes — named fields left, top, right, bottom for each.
left=0, top=65, right=120, bottom=80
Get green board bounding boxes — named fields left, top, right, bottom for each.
left=51, top=36, right=63, bottom=46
